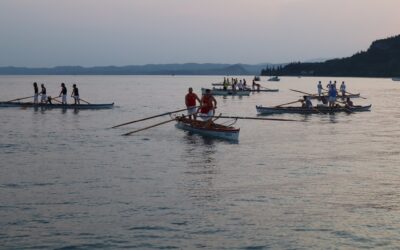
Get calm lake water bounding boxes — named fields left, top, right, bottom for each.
left=1, top=75, right=400, bottom=249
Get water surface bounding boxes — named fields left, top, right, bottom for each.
left=0, top=75, right=399, bottom=249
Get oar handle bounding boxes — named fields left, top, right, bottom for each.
left=112, top=106, right=198, bottom=129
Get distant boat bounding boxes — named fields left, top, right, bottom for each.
left=392, top=77, right=400, bottom=81
left=256, top=104, right=372, bottom=115
left=0, top=102, right=114, bottom=109
left=201, top=88, right=250, bottom=96
left=268, top=76, right=280, bottom=82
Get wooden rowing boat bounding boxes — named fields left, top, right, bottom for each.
left=175, top=116, right=240, bottom=141
left=256, top=104, right=372, bottom=115
left=249, top=88, right=279, bottom=92
left=201, top=88, right=251, bottom=96
left=0, top=102, right=114, bottom=109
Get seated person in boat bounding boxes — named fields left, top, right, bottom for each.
left=198, top=89, right=217, bottom=124
left=345, top=97, right=354, bottom=108
left=185, top=87, right=201, bottom=120
left=301, top=96, right=313, bottom=109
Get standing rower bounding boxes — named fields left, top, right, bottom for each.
left=328, top=85, right=337, bottom=108
left=340, top=81, right=346, bottom=98
left=198, top=89, right=217, bottom=122
left=317, top=81, right=323, bottom=97
left=71, top=84, right=80, bottom=104
left=33, top=82, right=39, bottom=104
left=59, top=83, right=67, bottom=104
left=40, top=84, right=47, bottom=103
left=185, top=87, right=200, bottom=120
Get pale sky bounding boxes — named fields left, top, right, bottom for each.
left=0, top=0, right=399, bottom=67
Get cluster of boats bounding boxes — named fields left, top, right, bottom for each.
left=114, top=78, right=371, bottom=141
left=2, top=78, right=371, bottom=142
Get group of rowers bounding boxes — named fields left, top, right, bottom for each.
left=185, top=87, right=217, bottom=123
left=33, top=82, right=80, bottom=105
left=301, top=80, right=353, bottom=109
left=221, top=77, right=262, bottom=91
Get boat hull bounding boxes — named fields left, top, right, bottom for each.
left=0, top=102, right=114, bottom=109
left=175, top=117, right=239, bottom=141
left=202, top=88, right=250, bottom=96
left=249, top=89, right=279, bottom=92
left=256, top=104, right=372, bottom=115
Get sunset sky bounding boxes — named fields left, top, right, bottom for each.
left=0, top=0, right=399, bottom=67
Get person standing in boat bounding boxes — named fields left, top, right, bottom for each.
left=340, top=81, right=346, bottom=98
left=185, top=87, right=201, bottom=120
left=198, top=89, right=217, bottom=121
left=33, top=82, right=39, bottom=104
left=317, top=81, right=323, bottom=97
left=252, top=80, right=260, bottom=91
left=237, top=80, right=244, bottom=90
left=328, top=85, right=337, bottom=108
left=71, top=84, right=80, bottom=105
left=326, top=81, right=332, bottom=90
left=59, top=83, right=67, bottom=104
left=40, top=84, right=47, bottom=103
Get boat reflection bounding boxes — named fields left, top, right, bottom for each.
left=180, top=134, right=222, bottom=203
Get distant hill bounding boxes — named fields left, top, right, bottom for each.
left=261, top=34, right=400, bottom=77
left=0, top=63, right=282, bottom=76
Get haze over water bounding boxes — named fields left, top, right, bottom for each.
left=1, top=75, right=400, bottom=249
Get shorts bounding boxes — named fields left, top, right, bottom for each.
left=198, top=110, right=214, bottom=121
left=61, top=94, right=67, bottom=103
left=329, top=96, right=336, bottom=102
left=187, top=106, right=197, bottom=115
left=41, top=94, right=47, bottom=102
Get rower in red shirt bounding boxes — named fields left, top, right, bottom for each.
left=185, top=87, right=201, bottom=120
left=198, top=89, right=217, bottom=121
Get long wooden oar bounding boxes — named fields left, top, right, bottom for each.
left=51, top=97, right=63, bottom=104
left=275, top=99, right=302, bottom=108
left=5, top=95, right=34, bottom=103
left=289, top=89, right=317, bottom=96
left=111, top=107, right=197, bottom=129
left=122, top=118, right=176, bottom=136
left=79, top=98, right=91, bottom=104
left=213, top=116, right=301, bottom=122
left=345, top=90, right=367, bottom=99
